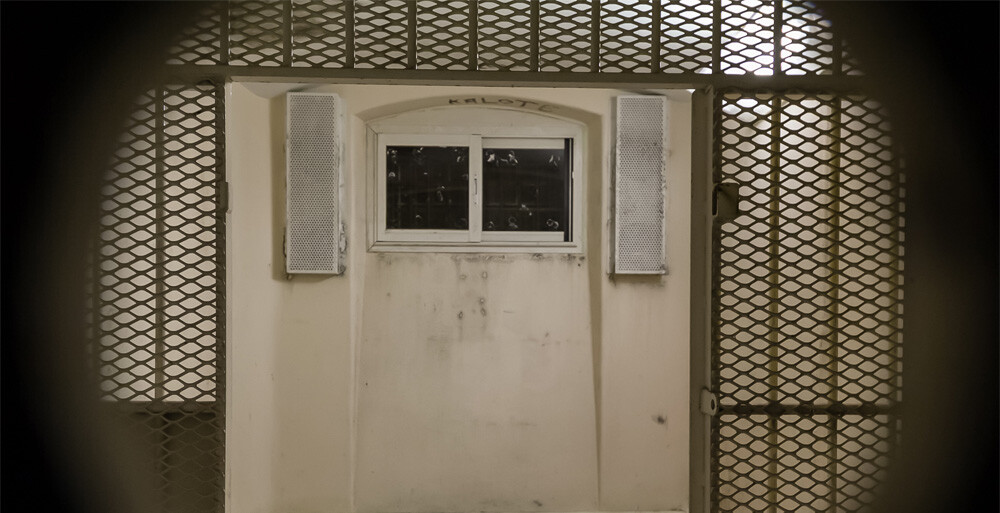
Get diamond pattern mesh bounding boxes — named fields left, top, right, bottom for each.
left=229, top=0, right=287, bottom=66
left=166, top=2, right=226, bottom=66
left=354, top=0, right=410, bottom=69
left=712, top=89, right=902, bottom=512
left=720, top=0, right=775, bottom=75
left=477, top=0, right=533, bottom=71
left=291, top=0, right=350, bottom=68
left=538, top=0, right=594, bottom=72
left=660, top=0, right=713, bottom=74
left=417, top=0, right=471, bottom=70
left=600, top=0, right=654, bottom=73
left=162, top=1, right=863, bottom=76
left=96, top=82, right=225, bottom=512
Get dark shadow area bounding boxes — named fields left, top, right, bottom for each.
left=815, top=2, right=999, bottom=512
left=2, top=1, right=996, bottom=512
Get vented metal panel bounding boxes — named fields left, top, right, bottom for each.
left=711, top=90, right=903, bottom=512
left=286, top=92, right=343, bottom=274
left=164, top=0, right=861, bottom=77
left=96, top=82, right=226, bottom=512
left=613, top=95, right=667, bottom=274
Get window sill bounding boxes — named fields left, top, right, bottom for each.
left=367, top=240, right=583, bottom=254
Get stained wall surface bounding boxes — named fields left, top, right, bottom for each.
left=227, top=82, right=691, bottom=513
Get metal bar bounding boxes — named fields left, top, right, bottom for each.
left=468, top=0, right=479, bottom=71
left=773, top=0, right=783, bottom=75
left=407, top=0, right=417, bottom=69
left=651, top=0, right=661, bottom=74
left=220, top=0, right=229, bottom=65
left=529, top=0, right=539, bottom=71
left=590, top=0, right=600, bottom=73
left=717, top=402, right=898, bottom=416
left=104, top=400, right=222, bottom=414
left=767, top=94, right=782, bottom=513
left=690, top=87, right=716, bottom=513
left=832, top=25, right=843, bottom=75
left=212, top=80, right=228, bottom=512
left=712, top=0, right=722, bottom=74
left=164, top=64, right=871, bottom=90
left=282, top=0, right=293, bottom=66
left=345, top=0, right=355, bottom=68
left=827, top=96, right=844, bottom=513
left=154, top=85, right=166, bottom=403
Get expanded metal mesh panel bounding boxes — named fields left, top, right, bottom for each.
left=660, top=0, right=713, bottom=73
left=720, top=0, right=775, bottom=75
left=614, top=95, right=667, bottom=274
left=538, top=0, right=594, bottom=72
left=291, top=0, right=351, bottom=68
left=166, top=2, right=226, bottom=65
left=477, top=0, right=533, bottom=71
left=600, top=0, right=653, bottom=73
left=417, top=0, right=471, bottom=70
left=711, top=89, right=902, bottom=512
left=229, top=0, right=287, bottom=66
left=781, top=0, right=836, bottom=76
left=286, top=93, right=343, bottom=274
left=96, top=83, right=226, bottom=512
left=354, top=0, right=410, bottom=69
left=165, top=1, right=862, bottom=77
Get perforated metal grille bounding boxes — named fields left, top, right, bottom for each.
left=286, top=93, right=342, bottom=274
left=95, top=82, right=225, bottom=512
left=711, top=90, right=903, bottom=512
left=614, top=95, right=667, bottom=274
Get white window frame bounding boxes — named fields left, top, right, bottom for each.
left=369, top=113, right=584, bottom=253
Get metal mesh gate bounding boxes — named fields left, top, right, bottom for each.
left=711, top=90, right=903, bottom=512
left=83, top=1, right=903, bottom=512
left=95, top=82, right=226, bottom=513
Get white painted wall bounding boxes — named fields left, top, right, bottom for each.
left=227, top=83, right=691, bottom=513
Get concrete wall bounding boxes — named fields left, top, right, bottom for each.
left=227, top=82, right=691, bottom=513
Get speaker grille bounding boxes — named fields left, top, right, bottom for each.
left=287, top=92, right=343, bottom=274
left=614, top=95, right=667, bottom=274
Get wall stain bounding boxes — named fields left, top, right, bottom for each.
left=653, top=414, right=667, bottom=426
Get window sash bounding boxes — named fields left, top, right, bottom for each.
left=376, top=133, right=572, bottom=245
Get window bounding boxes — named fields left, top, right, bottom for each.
left=370, top=108, right=583, bottom=251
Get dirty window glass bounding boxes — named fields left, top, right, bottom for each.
left=482, top=142, right=570, bottom=240
left=385, top=145, right=470, bottom=230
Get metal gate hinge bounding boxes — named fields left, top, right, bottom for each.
left=700, top=388, right=719, bottom=416
left=217, top=181, right=230, bottom=214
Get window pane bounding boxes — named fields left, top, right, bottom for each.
left=482, top=143, right=570, bottom=239
left=386, top=146, right=469, bottom=230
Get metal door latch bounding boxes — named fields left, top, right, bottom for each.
left=713, top=182, right=741, bottom=223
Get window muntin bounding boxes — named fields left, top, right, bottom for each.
left=374, top=129, right=579, bottom=249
